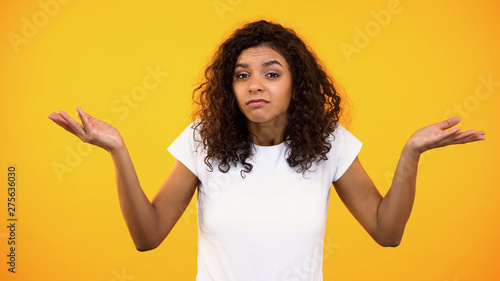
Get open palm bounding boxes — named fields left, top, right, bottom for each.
left=407, top=116, right=485, bottom=155
left=48, top=107, right=124, bottom=152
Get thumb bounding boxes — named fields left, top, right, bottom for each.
left=436, top=116, right=461, bottom=130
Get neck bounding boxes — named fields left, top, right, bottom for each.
left=246, top=117, right=287, bottom=146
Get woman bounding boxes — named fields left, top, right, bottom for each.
left=48, top=20, right=485, bottom=280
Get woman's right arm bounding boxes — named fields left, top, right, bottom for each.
left=48, top=107, right=198, bottom=251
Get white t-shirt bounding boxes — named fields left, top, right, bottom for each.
left=168, top=122, right=362, bottom=281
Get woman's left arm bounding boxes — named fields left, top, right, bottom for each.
left=333, top=116, right=485, bottom=247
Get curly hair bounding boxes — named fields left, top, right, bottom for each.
left=192, top=20, right=343, bottom=176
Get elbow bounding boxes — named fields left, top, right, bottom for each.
left=135, top=243, right=160, bottom=252
left=134, top=238, right=162, bottom=252
left=373, top=223, right=405, bottom=247
left=374, top=232, right=403, bottom=247
left=135, top=244, right=158, bottom=252
left=377, top=238, right=401, bottom=247
left=133, top=226, right=169, bottom=252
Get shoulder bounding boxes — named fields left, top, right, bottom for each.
left=175, top=119, right=203, bottom=143
left=327, top=123, right=363, bottom=182
left=168, top=119, right=207, bottom=177
left=328, top=123, right=360, bottom=144
left=169, top=119, right=206, bottom=153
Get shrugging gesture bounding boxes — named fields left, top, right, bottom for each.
left=47, top=19, right=488, bottom=281
left=49, top=107, right=199, bottom=251
left=334, top=116, right=485, bottom=247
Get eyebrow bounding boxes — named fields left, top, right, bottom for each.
left=235, top=60, right=283, bottom=69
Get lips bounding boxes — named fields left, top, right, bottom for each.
left=246, top=99, right=269, bottom=107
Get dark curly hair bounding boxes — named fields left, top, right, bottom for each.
left=192, top=20, right=343, bottom=176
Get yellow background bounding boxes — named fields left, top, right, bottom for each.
left=1, top=0, right=499, bottom=280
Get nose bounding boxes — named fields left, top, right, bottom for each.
left=248, top=75, right=263, bottom=93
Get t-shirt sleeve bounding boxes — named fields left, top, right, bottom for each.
left=167, top=122, right=200, bottom=177
left=331, top=124, right=363, bottom=182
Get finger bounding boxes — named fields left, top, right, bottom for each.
left=79, top=109, right=100, bottom=124
left=454, top=130, right=478, bottom=140
left=452, top=131, right=486, bottom=143
left=48, top=112, right=77, bottom=134
left=449, top=133, right=486, bottom=145
left=446, top=130, right=484, bottom=144
left=436, top=128, right=474, bottom=145
left=435, top=116, right=461, bottom=130
left=438, top=130, right=485, bottom=146
left=429, top=127, right=469, bottom=148
left=432, top=127, right=461, bottom=143
left=77, top=107, right=92, bottom=135
left=58, top=110, right=86, bottom=138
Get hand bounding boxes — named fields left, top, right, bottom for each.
left=48, top=107, right=124, bottom=153
left=406, top=116, right=485, bottom=155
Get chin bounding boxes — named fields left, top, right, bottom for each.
left=242, top=111, right=287, bottom=125
left=245, top=115, right=271, bottom=124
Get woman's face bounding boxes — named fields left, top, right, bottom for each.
left=233, top=45, right=292, bottom=126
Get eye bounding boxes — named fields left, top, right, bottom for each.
left=266, top=72, right=280, bottom=78
left=236, top=73, right=249, bottom=80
